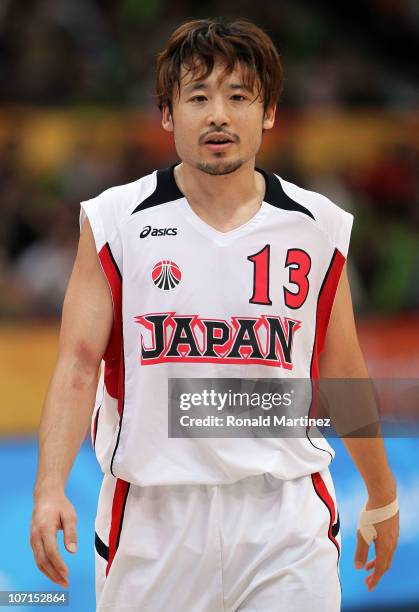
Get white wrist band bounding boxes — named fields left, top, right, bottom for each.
left=358, top=498, right=399, bottom=545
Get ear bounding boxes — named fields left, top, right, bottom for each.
left=162, top=105, right=174, bottom=132
left=262, top=104, right=276, bottom=131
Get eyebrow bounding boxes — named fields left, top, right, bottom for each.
left=183, top=82, right=253, bottom=93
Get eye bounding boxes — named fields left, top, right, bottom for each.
left=190, top=96, right=207, bottom=102
left=231, top=95, right=246, bottom=101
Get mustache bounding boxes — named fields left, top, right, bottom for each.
left=200, top=131, right=238, bottom=143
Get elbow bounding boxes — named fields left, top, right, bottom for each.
left=62, top=340, right=102, bottom=388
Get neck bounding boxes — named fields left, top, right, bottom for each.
left=173, top=159, right=265, bottom=214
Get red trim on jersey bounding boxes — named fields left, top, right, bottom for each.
left=98, top=244, right=123, bottom=414
left=106, top=478, right=130, bottom=576
left=311, top=249, right=345, bottom=379
left=308, top=249, right=345, bottom=425
left=311, top=471, right=340, bottom=555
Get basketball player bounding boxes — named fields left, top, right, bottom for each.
left=30, top=19, right=399, bottom=611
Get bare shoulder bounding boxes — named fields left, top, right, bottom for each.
left=75, top=218, right=104, bottom=277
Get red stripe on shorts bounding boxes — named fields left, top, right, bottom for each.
left=106, top=478, right=131, bottom=577
left=311, top=471, right=340, bottom=555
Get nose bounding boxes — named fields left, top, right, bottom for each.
left=205, top=95, right=230, bottom=127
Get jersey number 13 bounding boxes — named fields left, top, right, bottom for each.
left=247, top=244, right=311, bottom=309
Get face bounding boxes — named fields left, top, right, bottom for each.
left=161, top=58, right=276, bottom=176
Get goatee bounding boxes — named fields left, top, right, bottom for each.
left=196, top=159, right=244, bottom=176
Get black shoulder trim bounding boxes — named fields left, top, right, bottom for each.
left=131, top=165, right=184, bottom=214
left=131, top=165, right=314, bottom=220
left=256, top=167, right=315, bottom=221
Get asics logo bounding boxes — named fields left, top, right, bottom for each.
left=140, top=225, right=178, bottom=238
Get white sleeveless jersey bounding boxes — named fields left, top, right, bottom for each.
left=80, top=164, right=353, bottom=486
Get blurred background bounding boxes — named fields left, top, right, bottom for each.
left=0, top=0, right=418, bottom=610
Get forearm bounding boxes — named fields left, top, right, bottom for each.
left=341, top=437, right=396, bottom=506
left=34, top=355, right=99, bottom=497
left=319, top=311, right=397, bottom=506
left=321, top=370, right=397, bottom=506
left=325, top=379, right=397, bottom=505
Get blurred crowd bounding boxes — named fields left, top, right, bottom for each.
left=1, top=0, right=418, bottom=108
left=0, top=0, right=418, bottom=319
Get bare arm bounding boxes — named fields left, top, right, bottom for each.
left=30, top=219, right=113, bottom=588
left=319, top=262, right=399, bottom=591
left=319, top=264, right=396, bottom=500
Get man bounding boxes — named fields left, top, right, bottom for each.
left=31, top=18, right=399, bottom=611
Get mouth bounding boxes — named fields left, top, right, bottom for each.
left=204, top=141, right=234, bottom=152
left=203, top=133, right=235, bottom=153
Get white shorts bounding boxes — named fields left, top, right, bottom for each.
left=94, top=469, right=341, bottom=611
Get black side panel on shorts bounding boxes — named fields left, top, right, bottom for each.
left=95, top=532, right=109, bottom=562
left=332, top=512, right=340, bottom=538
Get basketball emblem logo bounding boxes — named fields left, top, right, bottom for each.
left=151, top=260, right=182, bottom=290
